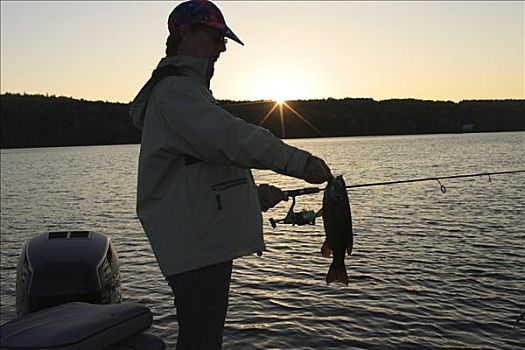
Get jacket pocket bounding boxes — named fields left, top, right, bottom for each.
left=211, top=178, right=249, bottom=210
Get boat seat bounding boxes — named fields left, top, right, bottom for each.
left=0, top=302, right=162, bottom=350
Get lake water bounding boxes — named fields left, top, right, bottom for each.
left=1, top=132, right=524, bottom=349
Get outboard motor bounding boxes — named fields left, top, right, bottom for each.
left=3, top=231, right=166, bottom=350
left=16, top=230, right=121, bottom=316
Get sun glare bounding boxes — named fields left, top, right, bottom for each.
left=255, top=98, right=324, bottom=139
left=254, top=75, right=306, bottom=104
left=269, top=88, right=289, bottom=104
left=248, top=73, right=325, bottom=138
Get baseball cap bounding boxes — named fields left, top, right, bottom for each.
left=168, top=0, right=244, bottom=46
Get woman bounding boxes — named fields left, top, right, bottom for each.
left=129, top=1, right=331, bottom=349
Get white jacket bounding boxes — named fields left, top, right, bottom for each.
left=130, top=55, right=311, bottom=276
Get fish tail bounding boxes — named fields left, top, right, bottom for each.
left=326, top=263, right=348, bottom=285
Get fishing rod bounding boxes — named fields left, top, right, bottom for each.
left=269, top=169, right=525, bottom=228
left=346, top=169, right=525, bottom=193
left=287, top=169, right=524, bottom=195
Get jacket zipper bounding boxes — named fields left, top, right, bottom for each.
left=215, top=194, right=223, bottom=210
left=212, top=178, right=249, bottom=210
left=211, top=178, right=248, bottom=191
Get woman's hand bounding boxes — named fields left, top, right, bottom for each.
left=303, top=155, right=332, bottom=184
left=257, top=184, right=288, bottom=212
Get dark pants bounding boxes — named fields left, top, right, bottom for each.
left=166, top=260, right=233, bottom=350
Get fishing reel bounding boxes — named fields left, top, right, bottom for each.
left=269, top=187, right=321, bottom=228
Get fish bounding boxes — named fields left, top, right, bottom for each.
left=321, top=175, right=353, bottom=285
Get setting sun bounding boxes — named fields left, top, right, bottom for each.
left=259, top=79, right=297, bottom=104
left=243, top=63, right=315, bottom=103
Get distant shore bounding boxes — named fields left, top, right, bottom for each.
left=1, top=93, right=524, bottom=149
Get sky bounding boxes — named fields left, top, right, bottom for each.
left=1, top=1, right=524, bottom=103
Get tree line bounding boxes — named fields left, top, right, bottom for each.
left=1, top=93, right=523, bottom=148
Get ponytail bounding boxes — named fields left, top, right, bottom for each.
left=165, top=34, right=180, bottom=57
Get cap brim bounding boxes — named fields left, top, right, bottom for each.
left=225, top=26, right=244, bottom=46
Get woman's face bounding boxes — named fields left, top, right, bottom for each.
left=179, top=24, right=227, bottom=62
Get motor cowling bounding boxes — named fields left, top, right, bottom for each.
left=16, top=231, right=121, bottom=316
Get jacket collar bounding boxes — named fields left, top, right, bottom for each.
left=157, top=55, right=214, bottom=88
left=129, top=55, right=214, bottom=130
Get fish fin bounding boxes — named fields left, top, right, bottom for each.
left=315, top=208, right=323, bottom=218
left=346, top=243, right=353, bottom=256
left=326, top=264, right=348, bottom=285
left=321, top=240, right=332, bottom=258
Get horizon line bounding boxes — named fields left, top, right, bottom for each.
left=1, top=91, right=524, bottom=105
